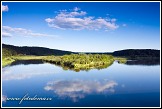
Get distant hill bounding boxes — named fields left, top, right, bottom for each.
left=113, top=49, right=160, bottom=58
left=2, top=44, right=160, bottom=58
left=2, top=44, right=74, bottom=56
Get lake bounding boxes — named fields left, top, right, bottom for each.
left=2, top=60, right=160, bottom=107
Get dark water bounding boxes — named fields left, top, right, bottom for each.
left=2, top=60, right=160, bottom=107
left=125, top=59, right=160, bottom=66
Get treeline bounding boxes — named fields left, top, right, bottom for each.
left=2, top=44, right=160, bottom=58
left=113, top=49, right=160, bottom=59
left=2, top=48, right=17, bottom=67
left=2, top=44, right=74, bottom=56
left=2, top=48, right=18, bottom=58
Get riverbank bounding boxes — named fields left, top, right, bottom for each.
left=2, top=56, right=45, bottom=67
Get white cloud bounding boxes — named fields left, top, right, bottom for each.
left=73, top=7, right=80, bottom=12
left=2, top=31, right=12, bottom=37
left=44, top=80, right=118, bottom=102
left=111, top=18, right=117, bottom=22
left=2, top=5, right=9, bottom=12
left=122, top=24, right=127, bottom=27
left=45, top=18, right=54, bottom=23
left=45, top=7, right=119, bottom=31
left=2, top=26, right=57, bottom=37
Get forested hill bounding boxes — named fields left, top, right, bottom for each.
left=113, top=49, right=160, bottom=58
left=2, top=44, right=160, bottom=58
left=2, top=44, right=74, bottom=56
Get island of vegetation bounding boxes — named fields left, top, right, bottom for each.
left=42, top=54, right=115, bottom=71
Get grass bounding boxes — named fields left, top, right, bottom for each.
left=13, top=55, right=46, bottom=60
left=2, top=55, right=46, bottom=67
left=2, top=57, right=15, bottom=67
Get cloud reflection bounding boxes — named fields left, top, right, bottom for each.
left=2, top=66, right=60, bottom=81
left=44, top=80, right=118, bottom=102
left=2, top=95, right=7, bottom=102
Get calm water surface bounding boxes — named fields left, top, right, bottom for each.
left=2, top=61, right=160, bottom=107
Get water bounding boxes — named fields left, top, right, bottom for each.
left=2, top=61, right=160, bottom=107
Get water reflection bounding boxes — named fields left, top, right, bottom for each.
left=126, top=59, right=160, bottom=66
left=44, top=80, right=118, bottom=102
left=5, top=59, right=160, bottom=75
left=2, top=64, right=60, bottom=81
left=2, top=95, right=7, bottom=102
left=10, top=60, right=44, bottom=66
left=7, top=59, right=114, bottom=72
left=2, top=67, right=34, bottom=80
left=44, top=61, right=114, bottom=72
left=2, top=60, right=160, bottom=107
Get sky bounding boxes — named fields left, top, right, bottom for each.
left=2, top=2, right=160, bottom=52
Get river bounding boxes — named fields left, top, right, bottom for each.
left=2, top=60, right=160, bottom=107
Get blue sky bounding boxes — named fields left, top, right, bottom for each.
left=2, top=2, right=160, bottom=52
